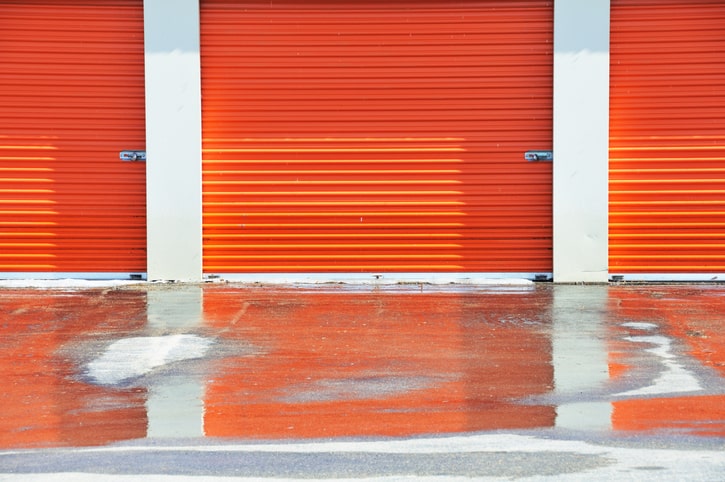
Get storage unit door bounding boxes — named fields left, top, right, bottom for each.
left=0, top=1, right=146, bottom=275
left=610, top=0, right=725, bottom=276
left=201, top=0, right=552, bottom=274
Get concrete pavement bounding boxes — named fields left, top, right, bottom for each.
left=1, top=282, right=725, bottom=479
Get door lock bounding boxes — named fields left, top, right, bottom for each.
left=120, top=150, right=146, bottom=162
left=525, top=150, right=553, bottom=162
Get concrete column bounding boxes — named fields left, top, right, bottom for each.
left=144, top=0, right=203, bottom=281
left=553, top=1, right=610, bottom=282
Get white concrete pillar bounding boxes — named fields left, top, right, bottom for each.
left=144, top=0, right=203, bottom=281
left=553, top=0, right=610, bottom=282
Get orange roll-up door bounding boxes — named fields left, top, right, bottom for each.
left=201, top=0, right=553, bottom=274
left=609, top=0, right=725, bottom=275
left=0, top=1, right=146, bottom=274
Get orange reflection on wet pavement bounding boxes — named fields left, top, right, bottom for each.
left=1, top=284, right=725, bottom=448
left=608, top=287, right=725, bottom=437
left=0, top=291, right=148, bottom=448
left=202, top=288, right=555, bottom=438
left=613, top=395, right=725, bottom=437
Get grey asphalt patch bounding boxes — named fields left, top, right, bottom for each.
left=0, top=450, right=609, bottom=479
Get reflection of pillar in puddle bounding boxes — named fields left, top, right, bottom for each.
left=145, top=287, right=205, bottom=438
left=552, top=286, right=612, bottom=430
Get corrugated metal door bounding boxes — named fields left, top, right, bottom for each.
left=610, top=0, right=725, bottom=276
left=0, top=1, right=146, bottom=275
left=201, top=0, right=553, bottom=274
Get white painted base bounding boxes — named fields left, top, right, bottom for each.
left=204, top=272, right=545, bottom=285
left=610, top=273, right=725, bottom=282
left=0, top=273, right=146, bottom=288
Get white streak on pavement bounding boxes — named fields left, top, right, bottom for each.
left=85, top=335, right=214, bottom=385
left=1, top=434, right=725, bottom=481
left=615, top=335, right=702, bottom=396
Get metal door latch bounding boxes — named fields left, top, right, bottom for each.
left=525, top=150, right=553, bottom=162
left=120, top=150, right=146, bottom=162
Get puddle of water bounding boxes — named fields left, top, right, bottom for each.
left=615, top=336, right=702, bottom=397
left=84, top=335, right=215, bottom=386
left=2, top=285, right=725, bottom=448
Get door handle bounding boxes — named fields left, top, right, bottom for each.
left=525, top=150, right=553, bottom=162
left=120, top=150, right=146, bottom=162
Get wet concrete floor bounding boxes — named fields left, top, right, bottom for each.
left=2, top=282, right=725, bottom=448
left=1, top=283, right=725, bottom=479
